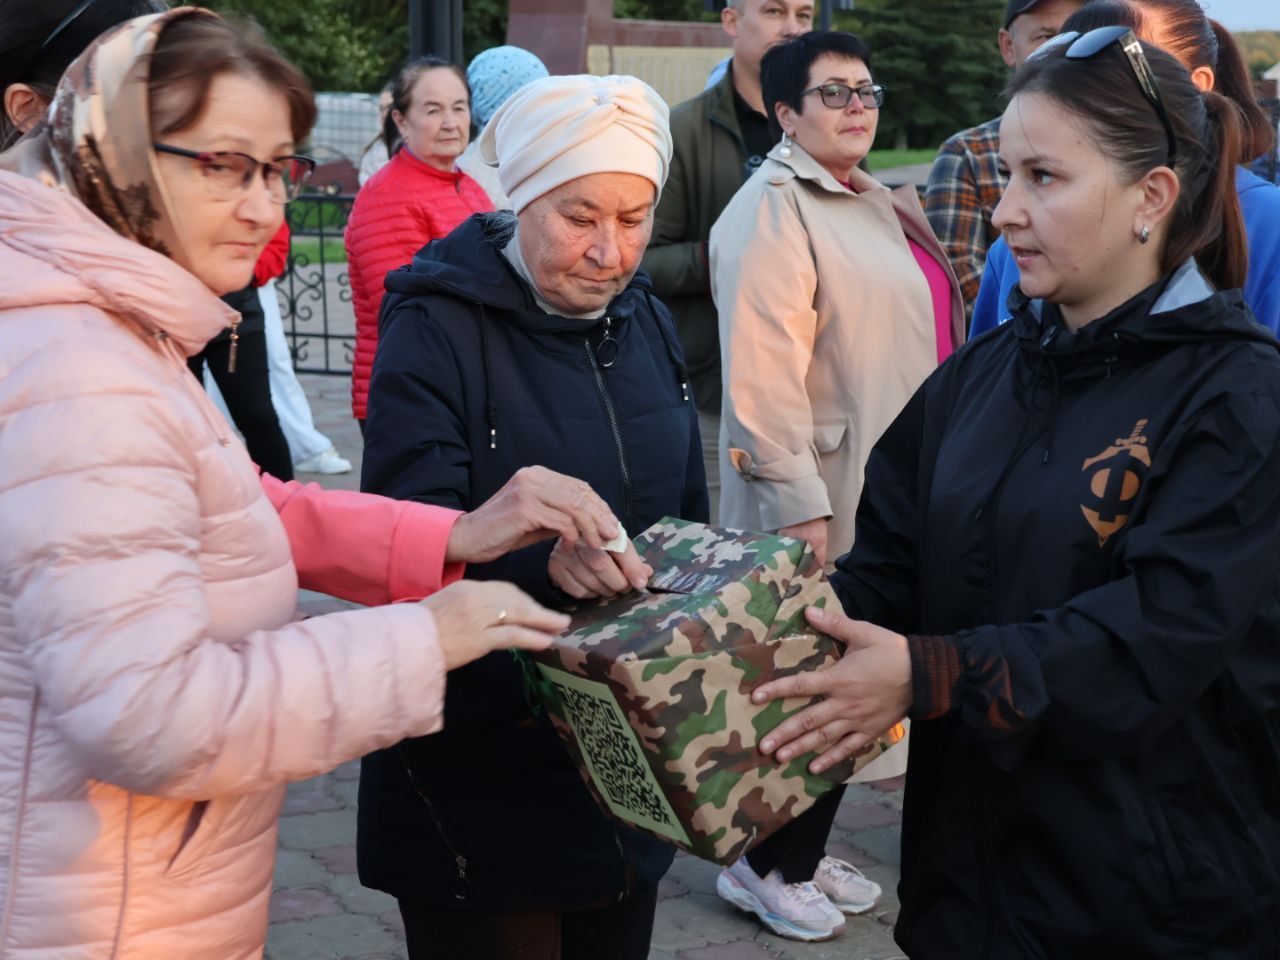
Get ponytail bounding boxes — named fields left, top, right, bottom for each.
left=1207, top=19, right=1275, bottom=163
left=1165, top=90, right=1247, bottom=291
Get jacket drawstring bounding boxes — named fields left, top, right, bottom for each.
left=478, top=303, right=498, bottom=450
left=1041, top=354, right=1062, bottom=465
left=643, top=291, right=691, bottom=403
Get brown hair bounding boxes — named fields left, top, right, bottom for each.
left=1008, top=37, right=1247, bottom=291
left=147, top=13, right=316, bottom=145
left=1063, top=1, right=1274, bottom=163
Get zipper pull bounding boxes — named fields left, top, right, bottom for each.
left=227, top=314, right=242, bottom=374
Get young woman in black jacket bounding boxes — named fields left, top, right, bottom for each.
left=757, top=28, right=1280, bottom=960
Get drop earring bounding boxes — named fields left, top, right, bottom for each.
left=1139, top=225, right=1150, bottom=244
left=779, top=131, right=793, bottom=159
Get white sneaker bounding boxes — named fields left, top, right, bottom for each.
left=295, top=448, right=352, bottom=475
left=814, top=855, right=882, bottom=914
left=716, top=857, right=845, bottom=942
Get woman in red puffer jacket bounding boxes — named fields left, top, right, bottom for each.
left=346, top=56, right=492, bottom=426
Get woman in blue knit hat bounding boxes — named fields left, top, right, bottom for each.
left=456, top=44, right=549, bottom=209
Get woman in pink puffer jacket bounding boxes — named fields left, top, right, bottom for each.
left=0, top=10, right=624, bottom=959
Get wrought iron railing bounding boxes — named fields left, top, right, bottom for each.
left=280, top=193, right=355, bottom=376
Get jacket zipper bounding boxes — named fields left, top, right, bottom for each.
left=612, top=827, right=630, bottom=902
left=585, top=324, right=634, bottom=529
left=397, top=746, right=471, bottom=900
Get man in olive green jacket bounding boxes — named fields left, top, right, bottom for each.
left=641, top=0, right=812, bottom=517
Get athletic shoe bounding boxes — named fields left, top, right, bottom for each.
left=295, top=448, right=352, bottom=475
left=814, top=855, right=882, bottom=914
left=716, top=857, right=845, bottom=942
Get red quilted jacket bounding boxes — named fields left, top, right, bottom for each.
left=345, top=148, right=492, bottom=419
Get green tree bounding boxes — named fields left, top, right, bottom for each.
left=841, top=0, right=1007, bottom=150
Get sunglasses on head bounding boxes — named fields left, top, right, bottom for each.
left=14, top=0, right=101, bottom=83
left=1038, top=26, right=1178, bottom=166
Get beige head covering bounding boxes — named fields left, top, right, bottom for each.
left=0, top=6, right=214, bottom=262
left=477, top=74, right=671, bottom=213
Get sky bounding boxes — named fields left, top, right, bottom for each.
left=1201, top=0, right=1279, bottom=32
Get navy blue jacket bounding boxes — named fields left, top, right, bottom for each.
left=837, top=260, right=1280, bottom=958
left=357, top=212, right=708, bottom=911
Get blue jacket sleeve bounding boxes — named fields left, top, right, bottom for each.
left=970, top=236, right=1016, bottom=338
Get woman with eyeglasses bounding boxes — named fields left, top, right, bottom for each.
left=0, top=9, right=634, bottom=957
left=971, top=0, right=1280, bottom=337
left=706, top=30, right=962, bottom=942
left=753, top=26, right=1280, bottom=959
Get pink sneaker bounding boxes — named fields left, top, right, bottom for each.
left=814, top=855, right=883, bottom=914
left=715, top=857, right=845, bottom=941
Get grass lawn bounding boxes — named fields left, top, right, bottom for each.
left=865, top=148, right=937, bottom=171
left=290, top=235, right=348, bottom=265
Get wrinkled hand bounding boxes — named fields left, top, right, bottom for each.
left=777, top=517, right=829, bottom=568
left=445, top=466, right=620, bottom=564
left=548, top=537, right=653, bottom=600
left=754, top=605, right=912, bottom=773
left=422, top=580, right=570, bottom=670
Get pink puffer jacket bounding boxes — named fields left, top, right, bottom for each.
left=0, top=171, right=463, bottom=959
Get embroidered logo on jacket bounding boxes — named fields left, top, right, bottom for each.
left=1080, top=419, right=1151, bottom=546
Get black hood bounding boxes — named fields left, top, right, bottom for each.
left=382, top=212, right=656, bottom=336
left=1008, top=258, right=1280, bottom=373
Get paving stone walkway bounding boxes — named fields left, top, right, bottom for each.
left=265, top=375, right=907, bottom=960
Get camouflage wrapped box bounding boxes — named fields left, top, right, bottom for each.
left=525, top=517, right=903, bottom=865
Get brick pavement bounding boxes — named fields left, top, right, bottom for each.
left=267, top=374, right=906, bottom=960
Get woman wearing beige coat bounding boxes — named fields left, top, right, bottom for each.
left=711, top=31, right=963, bottom=569
left=707, top=32, right=962, bottom=942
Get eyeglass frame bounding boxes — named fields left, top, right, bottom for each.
left=1058, top=26, right=1179, bottom=165
left=153, top=143, right=317, bottom=203
left=800, top=82, right=886, bottom=111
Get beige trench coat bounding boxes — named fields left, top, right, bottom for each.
left=710, top=141, right=964, bottom=559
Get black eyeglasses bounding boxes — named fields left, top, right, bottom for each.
left=1059, top=26, right=1178, bottom=165
left=801, top=82, right=886, bottom=111
left=153, top=144, right=317, bottom=204
left=14, top=0, right=100, bottom=82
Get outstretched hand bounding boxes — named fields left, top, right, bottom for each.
left=445, top=466, right=620, bottom=564
left=754, top=605, right=913, bottom=773
left=422, top=580, right=570, bottom=671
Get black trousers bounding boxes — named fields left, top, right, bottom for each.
left=398, top=884, right=658, bottom=960
left=746, top=784, right=846, bottom=883
left=188, top=330, right=294, bottom=481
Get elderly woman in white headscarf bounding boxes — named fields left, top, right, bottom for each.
left=358, top=75, right=708, bottom=960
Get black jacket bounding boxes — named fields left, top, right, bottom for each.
left=357, top=212, right=708, bottom=911
left=834, top=260, right=1280, bottom=958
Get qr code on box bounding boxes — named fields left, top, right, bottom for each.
left=539, top=665, right=690, bottom=846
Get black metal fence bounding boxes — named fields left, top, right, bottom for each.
left=280, top=194, right=355, bottom=376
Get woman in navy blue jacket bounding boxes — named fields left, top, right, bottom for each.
left=757, top=30, right=1280, bottom=960
left=357, top=75, right=707, bottom=960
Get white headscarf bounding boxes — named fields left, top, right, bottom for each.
left=477, top=74, right=672, bottom=213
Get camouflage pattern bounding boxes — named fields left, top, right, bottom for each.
left=525, top=518, right=905, bottom=865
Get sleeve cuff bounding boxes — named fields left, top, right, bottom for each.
left=388, top=503, right=465, bottom=602
left=907, top=634, right=962, bottom=721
